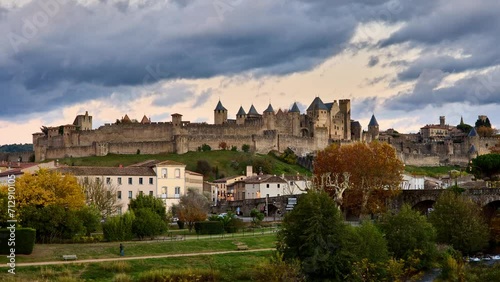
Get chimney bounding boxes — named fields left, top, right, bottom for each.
left=246, top=165, right=253, bottom=177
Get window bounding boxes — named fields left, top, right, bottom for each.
left=149, top=191, right=153, bottom=196
left=277, top=184, right=280, bottom=188
left=139, top=177, right=143, bottom=185
left=175, top=168, right=181, bottom=178
left=117, top=207, right=122, bottom=215
left=266, top=184, right=270, bottom=188
left=161, top=168, right=167, bottom=178
left=290, top=181, right=294, bottom=186
left=106, top=177, right=111, bottom=184
left=128, top=177, right=132, bottom=185
left=117, top=177, right=122, bottom=185
left=117, top=191, right=122, bottom=199
left=175, top=187, right=180, bottom=198
left=128, top=191, right=132, bottom=199
left=149, top=177, right=153, bottom=185
left=161, top=186, right=167, bottom=195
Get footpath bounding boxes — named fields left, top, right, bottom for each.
left=9, top=248, right=275, bottom=267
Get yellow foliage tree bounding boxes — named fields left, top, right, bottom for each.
left=13, top=169, right=85, bottom=212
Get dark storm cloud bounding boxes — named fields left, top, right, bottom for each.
left=192, top=88, right=213, bottom=108
left=1, top=0, right=497, bottom=120
left=0, top=0, right=368, bottom=118
left=384, top=68, right=500, bottom=111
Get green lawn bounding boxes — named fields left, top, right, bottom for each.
left=13, top=233, right=277, bottom=264
left=56, top=151, right=311, bottom=180
left=404, top=165, right=466, bottom=178
left=2, top=251, right=273, bottom=281
left=2, top=234, right=276, bottom=281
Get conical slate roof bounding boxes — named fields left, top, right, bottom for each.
left=306, top=97, right=328, bottom=111
left=263, top=103, right=274, bottom=113
left=290, top=102, right=300, bottom=113
left=368, top=114, right=379, bottom=127
left=468, top=127, right=478, bottom=137
left=248, top=104, right=259, bottom=115
left=236, top=106, right=246, bottom=116
left=214, top=100, right=227, bottom=111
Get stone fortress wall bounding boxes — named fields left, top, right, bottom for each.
left=33, top=98, right=352, bottom=162
left=32, top=100, right=498, bottom=167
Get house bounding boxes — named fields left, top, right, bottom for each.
left=244, top=175, right=289, bottom=199
left=185, top=170, right=204, bottom=194
left=151, top=160, right=186, bottom=210
left=0, top=160, right=58, bottom=185
left=211, top=175, right=247, bottom=202
left=56, top=166, right=157, bottom=214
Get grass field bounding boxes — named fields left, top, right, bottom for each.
left=1, top=235, right=277, bottom=281
left=3, top=251, right=273, bottom=281
left=404, top=165, right=465, bottom=178
left=56, top=151, right=311, bottom=180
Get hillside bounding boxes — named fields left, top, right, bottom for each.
left=57, top=151, right=311, bottom=180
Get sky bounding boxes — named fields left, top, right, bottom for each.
left=0, top=0, right=499, bottom=144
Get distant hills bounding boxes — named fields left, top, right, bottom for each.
left=0, top=143, right=33, bottom=153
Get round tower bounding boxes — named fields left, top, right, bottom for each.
left=289, top=102, right=301, bottom=136
left=236, top=106, right=246, bottom=125
left=263, top=103, right=276, bottom=130
left=214, top=100, right=228, bottom=125
left=368, top=114, right=379, bottom=142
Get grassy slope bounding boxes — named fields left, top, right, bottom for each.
left=404, top=165, right=465, bottom=178
left=57, top=151, right=311, bottom=179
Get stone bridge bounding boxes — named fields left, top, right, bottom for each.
left=213, top=188, right=500, bottom=218
left=393, top=188, right=500, bottom=211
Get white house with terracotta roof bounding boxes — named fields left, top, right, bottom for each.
left=154, top=160, right=186, bottom=210
left=244, top=175, right=289, bottom=199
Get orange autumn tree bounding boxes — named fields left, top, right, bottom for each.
left=314, top=142, right=404, bottom=216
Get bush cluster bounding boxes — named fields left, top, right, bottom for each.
left=194, top=221, right=224, bottom=235
left=0, top=227, right=36, bottom=254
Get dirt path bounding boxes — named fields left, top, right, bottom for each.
left=12, top=248, right=274, bottom=267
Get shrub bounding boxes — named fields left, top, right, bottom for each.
left=177, top=220, right=185, bottom=229
left=252, top=252, right=304, bottom=282
left=201, top=144, right=211, bottom=152
left=132, top=208, right=167, bottom=239
left=102, top=212, right=135, bottom=241
left=242, top=144, right=250, bottom=153
left=113, top=273, right=133, bottom=282
left=0, top=227, right=36, bottom=254
left=231, top=145, right=237, bottom=151
left=138, top=268, right=219, bottom=282
left=194, top=221, right=224, bottom=235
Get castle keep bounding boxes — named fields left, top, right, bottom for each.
left=33, top=98, right=356, bottom=162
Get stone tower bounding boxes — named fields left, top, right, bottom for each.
left=289, top=102, right=301, bottom=136
left=73, top=111, right=92, bottom=130
left=368, top=114, right=379, bottom=142
left=236, top=106, right=246, bottom=125
left=171, top=113, right=183, bottom=135
left=214, top=100, right=228, bottom=125
left=339, top=99, right=351, bottom=140
left=263, top=103, right=276, bottom=130
left=440, top=116, right=445, bottom=127
left=306, top=97, right=328, bottom=129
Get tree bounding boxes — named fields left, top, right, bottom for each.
left=469, top=153, right=500, bottom=179
left=314, top=142, right=404, bottom=215
left=428, top=191, right=489, bottom=255
left=102, top=212, right=135, bottom=241
left=279, top=148, right=297, bottom=164
left=177, top=189, right=210, bottom=231
left=79, top=178, right=122, bottom=218
left=377, top=204, right=436, bottom=271
left=250, top=208, right=265, bottom=227
left=132, top=208, right=167, bottom=239
left=129, top=194, right=167, bottom=220
left=15, top=169, right=85, bottom=215
left=196, top=160, right=212, bottom=177
left=475, top=117, right=492, bottom=128
left=456, top=123, right=473, bottom=134
left=218, top=141, right=228, bottom=150
left=76, top=205, right=101, bottom=236
left=277, top=191, right=352, bottom=280
left=242, top=144, right=251, bottom=153
left=477, top=126, right=497, bottom=137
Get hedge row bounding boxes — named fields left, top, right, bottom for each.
left=0, top=227, right=36, bottom=255
left=194, top=221, right=224, bottom=235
